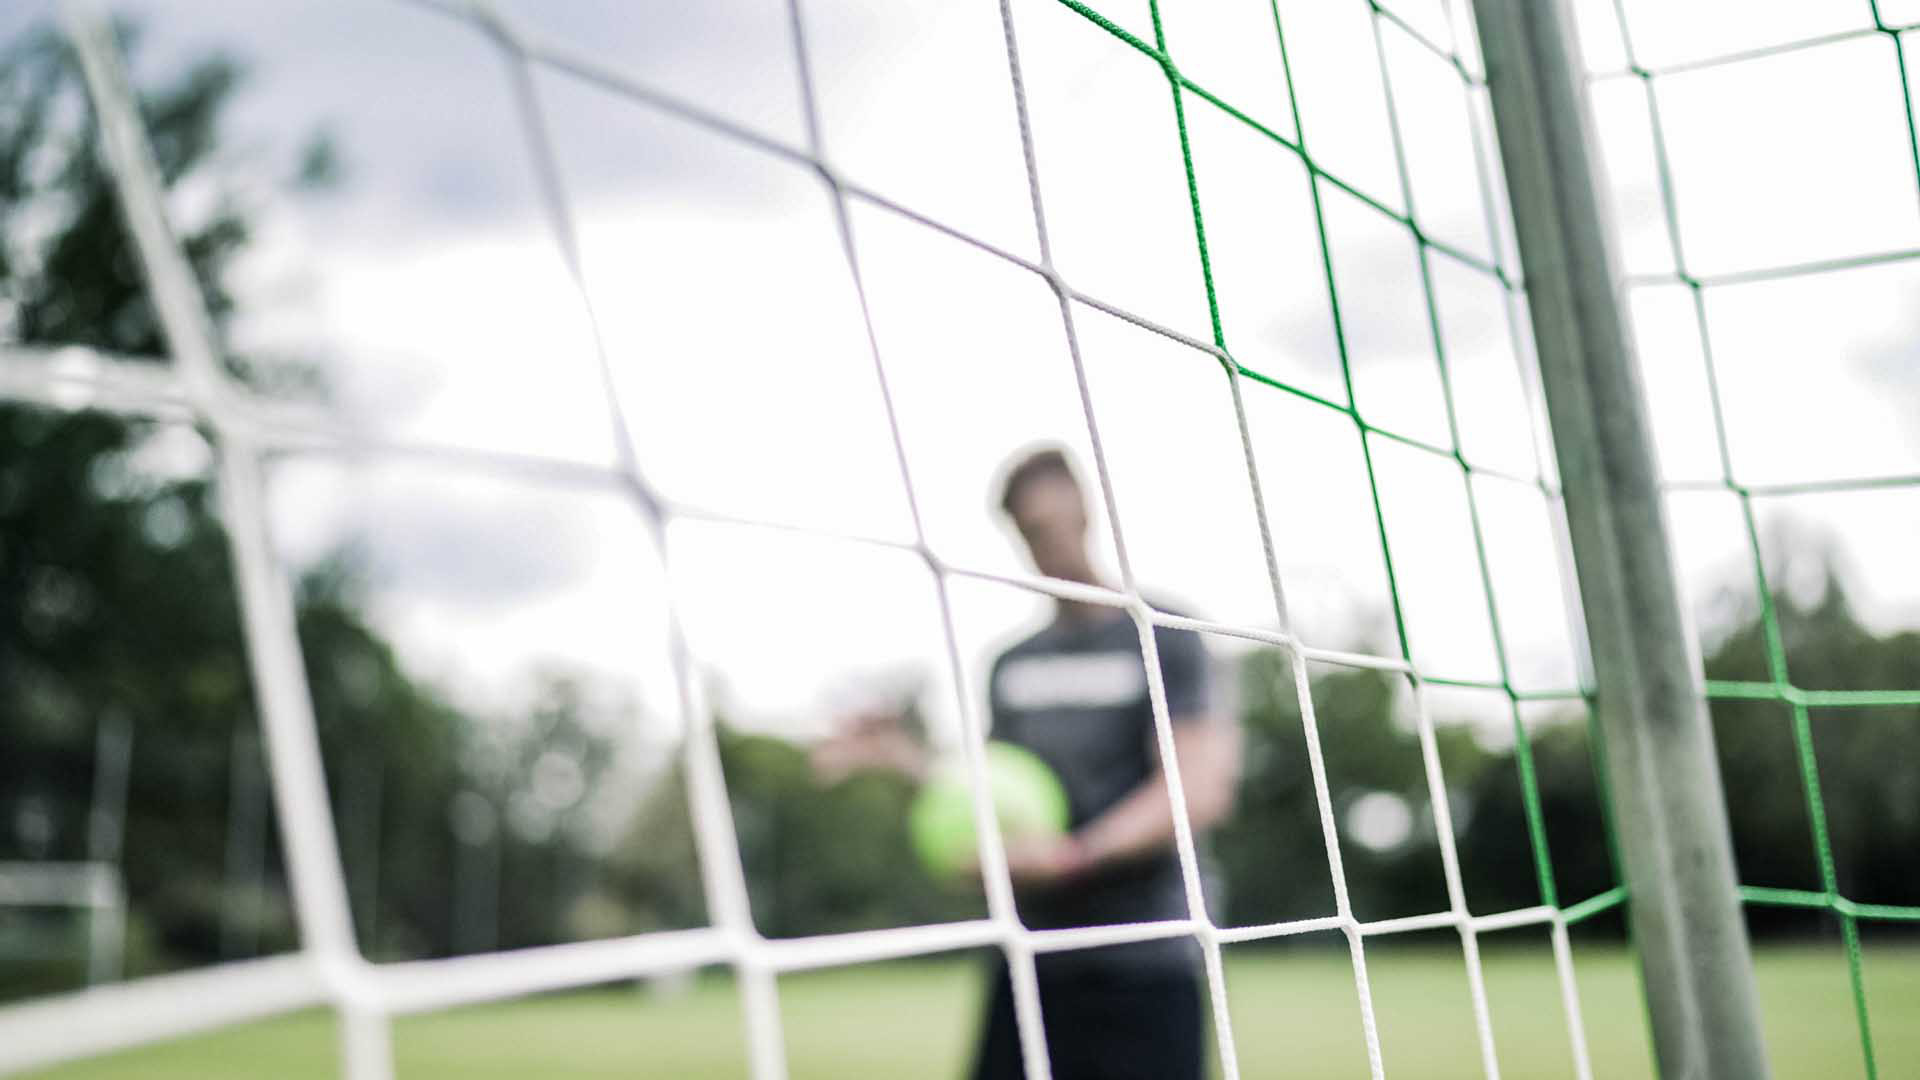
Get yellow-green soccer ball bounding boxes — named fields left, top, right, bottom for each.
left=909, top=741, right=1070, bottom=878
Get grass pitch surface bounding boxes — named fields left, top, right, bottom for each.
left=27, top=942, right=1915, bottom=1078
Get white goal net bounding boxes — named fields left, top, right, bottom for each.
left=0, top=1, right=1618, bottom=1078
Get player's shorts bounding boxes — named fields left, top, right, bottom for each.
left=970, top=960, right=1204, bottom=1080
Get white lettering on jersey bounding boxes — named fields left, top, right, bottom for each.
left=998, top=652, right=1146, bottom=711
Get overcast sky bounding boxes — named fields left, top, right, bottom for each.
left=70, top=0, right=1920, bottom=750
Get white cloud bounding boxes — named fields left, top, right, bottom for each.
left=105, top=0, right=1920, bottom=731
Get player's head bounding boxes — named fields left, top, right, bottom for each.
left=999, top=446, right=1093, bottom=583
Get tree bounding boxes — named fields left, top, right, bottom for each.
left=0, top=20, right=622, bottom=992
left=1704, top=572, right=1920, bottom=927
left=1, top=22, right=289, bottom=988
left=1212, top=648, right=1501, bottom=927
left=1448, top=561, right=1920, bottom=938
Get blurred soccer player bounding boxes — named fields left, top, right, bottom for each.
left=814, top=446, right=1240, bottom=1080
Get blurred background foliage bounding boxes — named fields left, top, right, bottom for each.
left=4, top=16, right=1916, bottom=1008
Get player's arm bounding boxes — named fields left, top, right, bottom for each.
left=1077, top=713, right=1238, bottom=865
left=809, top=708, right=929, bottom=785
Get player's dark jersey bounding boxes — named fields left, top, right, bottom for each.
left=987, top=604, right=1210, bottom=973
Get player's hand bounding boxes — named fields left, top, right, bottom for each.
left=950, top=835, right=1088, bottom=889
left=809, top=709, right=927, bottom=785
left=999, top=834, right=1092, bottom=888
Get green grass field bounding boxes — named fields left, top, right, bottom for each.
left=27, top=942, right=1918, bottom=1078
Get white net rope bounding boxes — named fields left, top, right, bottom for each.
left=0, top=1, right=1605, bottom=1077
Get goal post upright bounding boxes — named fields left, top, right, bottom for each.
left=1467, top=0, right=1771, bottom=1077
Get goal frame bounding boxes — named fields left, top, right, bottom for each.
left=1468, top=0, right=1768, bottom=1076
